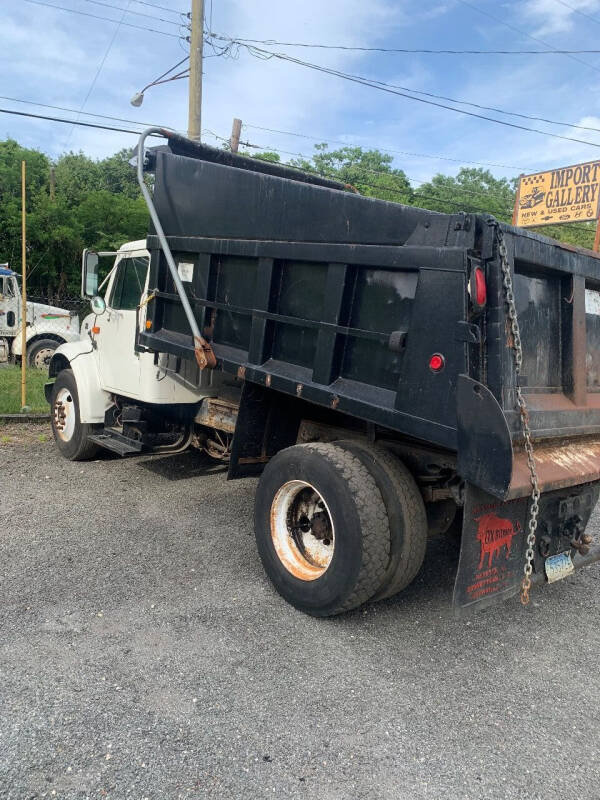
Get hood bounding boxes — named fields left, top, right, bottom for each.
left=27, top=301, right=80, bottom=333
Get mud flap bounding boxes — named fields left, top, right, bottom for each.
left=453, top=483, right=529, bottom=617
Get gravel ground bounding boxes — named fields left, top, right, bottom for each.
left=1, top=428, right=599, bottom=799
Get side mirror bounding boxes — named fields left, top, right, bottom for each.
left=90, top=295, right=106, bottom=315
left=81, top=249, right=99, bottom=297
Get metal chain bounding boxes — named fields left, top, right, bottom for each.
left=488, top=219, right=541, bottom=605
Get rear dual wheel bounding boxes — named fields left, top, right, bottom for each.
left=254, top=441, right=427, bottom=616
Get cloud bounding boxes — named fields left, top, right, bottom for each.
left=520, top=0, right=600, bottom=37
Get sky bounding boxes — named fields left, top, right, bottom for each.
left=3, top=0, right=600, bottom=192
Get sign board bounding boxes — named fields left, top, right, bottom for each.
left=514, top=160, right=600, bottom=228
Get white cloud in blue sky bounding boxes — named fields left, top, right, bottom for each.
left=2, top=0, right=600, bottom=188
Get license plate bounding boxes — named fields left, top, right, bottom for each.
left=545, top=551, right=575, bottom=584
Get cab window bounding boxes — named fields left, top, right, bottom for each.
left=108, top=256, right=148, bottom=310
left=1, top=277, right=15, bottom=297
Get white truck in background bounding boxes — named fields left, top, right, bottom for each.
left=0, top=265, right=80, bottom=368
left=45, top=241, right=237, bottom=460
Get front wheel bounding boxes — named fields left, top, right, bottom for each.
left=50, top=369, right=99, bottom=461
left=254, top=443, right=390, bottom=616
left=27, top=338, right=60, bottom=370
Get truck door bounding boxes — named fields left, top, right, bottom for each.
left=0, top=276, right=18, bottom=337
left=96, top=252, right=149, bottom=397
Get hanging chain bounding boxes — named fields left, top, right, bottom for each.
left=488, top=219, right=541, bottom=605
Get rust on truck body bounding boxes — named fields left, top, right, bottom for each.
left=508, top=436, right=600, bottom=499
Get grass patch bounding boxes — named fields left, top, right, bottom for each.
left=0, top=365, right=49, bottom=414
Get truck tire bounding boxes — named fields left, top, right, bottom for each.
left=334, top=440, right=428, bottom=601
left=27, top=338, right=60, bottom=370
left=50, top=369, right=99, bottom=461
left=254, top=442, right=390, bottom=616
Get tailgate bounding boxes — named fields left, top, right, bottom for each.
left=498, top=227, right=600, bottom=440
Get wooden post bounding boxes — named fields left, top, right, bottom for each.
left=187, top=0, right=204, bottom=141
left=21, top=160, right=27, bottom=412
left=512, top=174, right=523, bottom=226
left=230, top=118, right=242, bottom=153
left=594, top=215, right=600, bottom=252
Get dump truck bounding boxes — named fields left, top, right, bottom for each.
left=47, top=127, right=600, bottom=617
left=0, top=265, right=80, bottom=367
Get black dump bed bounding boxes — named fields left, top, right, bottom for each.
left=139, top=135, right=600, bottom=499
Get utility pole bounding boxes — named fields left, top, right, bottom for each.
left=188, top=0, right=204, bottom=141
left=20, top=161, right=27, bottom=413
left=50, top=166, right=56, bottom=202
left=230, top=118, right=242, bottom=153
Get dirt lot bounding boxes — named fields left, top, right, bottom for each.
left=1, top=425, right=599, bottom=799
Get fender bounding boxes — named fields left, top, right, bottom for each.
left=46, top=340, right=112, bottom=423
left=11, top=324, right=80, bottom=357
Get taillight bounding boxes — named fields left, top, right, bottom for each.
left=474, top=267, right=486, bottom=306
left=429, top=353, right=445, bottom=372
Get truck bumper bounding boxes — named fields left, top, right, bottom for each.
left=530, top=542, right=600, bottom=587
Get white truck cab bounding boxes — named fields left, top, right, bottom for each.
left=46, top=241, right=236, bottom=460
left=0, top=265, right=80, bottom=368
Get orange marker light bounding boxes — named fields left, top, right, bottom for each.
left=91, top=326, right=100, bottom=335
left=146, top=320, right=152, bottom=329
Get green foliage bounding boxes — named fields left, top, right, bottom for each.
left=0, top=140, right=147, bottom=298
left=247, top=150, right=281, bottom=163
left=291, top=143, right=412, bottom=203
left=1, top=134, right=596, bottom=301
left=413, top=168, right=515, bottom=220
left=291, top=147, right=596, bottom=250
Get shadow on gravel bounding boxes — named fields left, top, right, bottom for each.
left=377, top=533, right=461, bottom=612
left=141, top=448, right=228, bottom=480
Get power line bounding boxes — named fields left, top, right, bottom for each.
left=212, top=35, right=600, bottom=136
left=220, top=35, right=600, bottom=56
left=0, top=106, right=162, bottom=136
left=243, top=123, right=532, bottom=171
left=0, top=94, right=177, bottom=130
left=63, top=0, right=133, bottom=150
left=554, top=0, right=600, bottom=29
left=129, top=0, right=187, bottom=14
left=230, top=41, right=600, bottom=150
left=80, top=0, right=185, bottom=27
left=22, top=0, right=185, bottom=38
left=455, top=0, right=600, bottom=75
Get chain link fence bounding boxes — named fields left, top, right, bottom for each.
left=19, top=295, right=90, bottom=368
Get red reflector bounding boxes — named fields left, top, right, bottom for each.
left=429, top=353, right=444, bottom=372
left=474, top=267, right=486, bottom=306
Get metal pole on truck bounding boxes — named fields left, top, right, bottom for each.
left=20, top=160, right=27, bottom=412
left=187, top=0, right=204, bottom=141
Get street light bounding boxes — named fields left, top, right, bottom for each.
left=129, top=57, right=190, bottom=109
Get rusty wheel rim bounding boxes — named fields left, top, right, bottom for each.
left=53, top=387, right=76, bottom=442
left=32, top=347, right=55, bottom=369
left=270, top=480, right=335, bottom=581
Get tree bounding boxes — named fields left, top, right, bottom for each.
left=291, top=143, right=413, bottom=204
left=413, top=167, right=515, bottom=220
left=0, top=139, right=150, bottom=298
